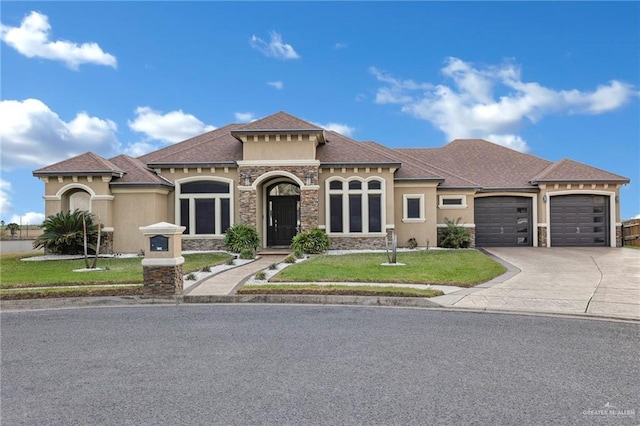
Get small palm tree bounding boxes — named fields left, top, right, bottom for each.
left=33, top=210, right=99, bottom=255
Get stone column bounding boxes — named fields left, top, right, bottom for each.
left=139, top=222, right=186, bottom=297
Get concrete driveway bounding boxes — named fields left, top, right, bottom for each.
left=435, top=247, right=640, bottom=320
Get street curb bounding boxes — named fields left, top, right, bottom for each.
left=183, top=294, right=442, bottom=308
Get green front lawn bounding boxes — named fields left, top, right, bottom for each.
left=271, top=250, right=505, bottom=287
left=0, top=285, right=144, bottom=300
left=0, top=252, right=233, bottom=288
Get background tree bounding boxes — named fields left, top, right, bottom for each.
left=33, top=210, right=99, bottom=255
left=7, top=223, right=19, bottom=238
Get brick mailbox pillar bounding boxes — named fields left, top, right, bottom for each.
left=139, top=222, right=186, bottom=297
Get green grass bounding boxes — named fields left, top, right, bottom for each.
left=270, top=250, right=505, bottom=287
left=0, top=252, right=233, bottom=288
left=237, top=284, right=443, bottom=297
left=0, top=285, right=143, bottom=300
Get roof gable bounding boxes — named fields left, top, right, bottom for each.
left=316, top=131, right=401, bottom=166
left=532, top=158, right=630, bottom=183
left=109, top=155, right=173, bottom=187
left=33, top=152, right=124, bottom=176
left=236, top=111, right=322, bottom=131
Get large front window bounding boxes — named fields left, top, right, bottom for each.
left=327, top=178, right=383, bottom=234
left=178, top=180, right=232, bottom=235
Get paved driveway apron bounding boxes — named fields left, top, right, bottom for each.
left=448, top=247, right=640, bottom=319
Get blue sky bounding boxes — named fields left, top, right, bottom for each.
left=1, top=1, right=638, bottom=225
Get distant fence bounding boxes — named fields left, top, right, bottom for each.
left=623, top=219, right=640, bottom=247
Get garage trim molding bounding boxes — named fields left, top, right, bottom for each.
left=545, top=190, right=616, bottom=248
left=474, top=193, right=539, bottom=247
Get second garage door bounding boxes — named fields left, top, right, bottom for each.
left=474, top=196, right=533, bottom=247
left=550, top=194, right=609, bottom=246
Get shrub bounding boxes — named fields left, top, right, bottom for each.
left=226, top=258, right=235, bottom=266
left=224, top=224, right=260, bottom=253
left=186, top=273, right=197, bottom=281
left=201, top=265, right=211, bottom=272
left=284, top=254, right=297, bottom=264
left=239, top=248, right=256, bottom=260
left=438, top=217, right=472, bottom=249
left=268, top=263, right=278, bottom=270
left=33, top=210, right=99, bottom=255
left=290, top=228, right=330, bottom=254
left=254, top=271, right=267, bottom=280
left=294, top=249, right=305, bottom=259
left=407, top=237, right=418, bottom=249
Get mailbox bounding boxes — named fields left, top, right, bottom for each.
left=150, top=235, right=169, bottom=252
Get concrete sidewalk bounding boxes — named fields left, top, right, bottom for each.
left=432, top=247, right=640, bottom=320
left=185, top=255, right=286, bottom=296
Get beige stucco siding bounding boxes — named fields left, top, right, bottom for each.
left=436, top=191, right=475, bottom=225
left=243, top=138, right=316, bottom=161
left=111, top=189, right=170, bottom=253
left=393, top=183, right=439, bottom=247
left=40, top=176, right=114, bottom=226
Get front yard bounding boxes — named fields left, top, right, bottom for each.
left=1, top=249, right=505, bottom=300
left=269, top=250, right=505, bottom=287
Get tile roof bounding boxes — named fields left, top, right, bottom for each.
left=362, top=142, right=477, bottom=187
left=399, top=139, right=553, bottom=189
left=33, top=152, right=124, bottom=176
left=33, top=113, right=630, bottom=189
left=531, top=158, right=630, bottom=183
left=139, top=124, right=243, bottom=165
left=109, top=155, right=173, bottom=187
left=235, top=111, right=323, bottom=131
left=317, top=131, right=401, bottom=166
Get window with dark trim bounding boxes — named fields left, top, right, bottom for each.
left=178, top=180, right=232, bottom=235
left=327, top=178, right=384, bottom=234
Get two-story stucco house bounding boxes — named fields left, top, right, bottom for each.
left=33, top=111, right=630, bottom=253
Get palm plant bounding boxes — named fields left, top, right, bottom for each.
left=33, top=210, right=99, bottom=255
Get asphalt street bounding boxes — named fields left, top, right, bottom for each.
left=1, top=305, right=638, bottom=425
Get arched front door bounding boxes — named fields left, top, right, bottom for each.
left=267, top=182, right=300, bottom=247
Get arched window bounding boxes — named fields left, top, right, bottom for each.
left=177, top=179, right=233, bottom=236
left=327, top=178, right=384, bottom=234
left=69, top=190, right=91, bottom=212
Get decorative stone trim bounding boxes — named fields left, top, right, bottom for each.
left=142, top=264, right=183, bottom=296
left=538, top=226, right=548, bottom=247
left=616, top=224, right=623, bottom=248
left=182, top=238, right=226, bottom=251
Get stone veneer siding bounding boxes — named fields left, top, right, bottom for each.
left=142, top=264, right=183, bottom=296
left=538, top=226, right=548, bottom=247
left=616, top=225, right=623, bottom=248
left=182, top=238, right=226, bottom=251
left=238, top=165, right=319, bottom=231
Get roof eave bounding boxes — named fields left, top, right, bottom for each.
left=531, top=178, right=630, bottom=184
left=320, top=161, right=401, bottom=169
left=110, top=182, right=175, bottom=188
left=33, top=171, right=123, bottom=178
left=146, top=161, right=238, bottom=169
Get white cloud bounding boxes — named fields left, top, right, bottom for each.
left=314, top=122, right=355, bottom=137
left=267, top=81, right=284, bottom=90
left=0, top=179, right=13, bottom=218
left=634, top=213, right=640, bottom=219
left=123, top=141, right=161, bottom=158
left=10, top=211, right=45, bottom=226
left=0, top=11, right=117, bottom=70
left=0, top=98, right=119, bottom=170
left=371, top=57, right=638, bottom=152
left=334, top=42, right=347, bottom=50
left=234, top=112, right=255, bottom=123
left=128, top=107, right=215, bottom=144
left=250, top=31, right=300, bottom=60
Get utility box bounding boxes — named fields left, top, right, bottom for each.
left=139, top=222, right=186, bottom=297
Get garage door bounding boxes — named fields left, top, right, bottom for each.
left=550, top=195, right=609, bottom=246
left=474, top=197, right=533, bottom=247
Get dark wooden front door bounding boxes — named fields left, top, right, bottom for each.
left=268, top=196, right=298, bottom=246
